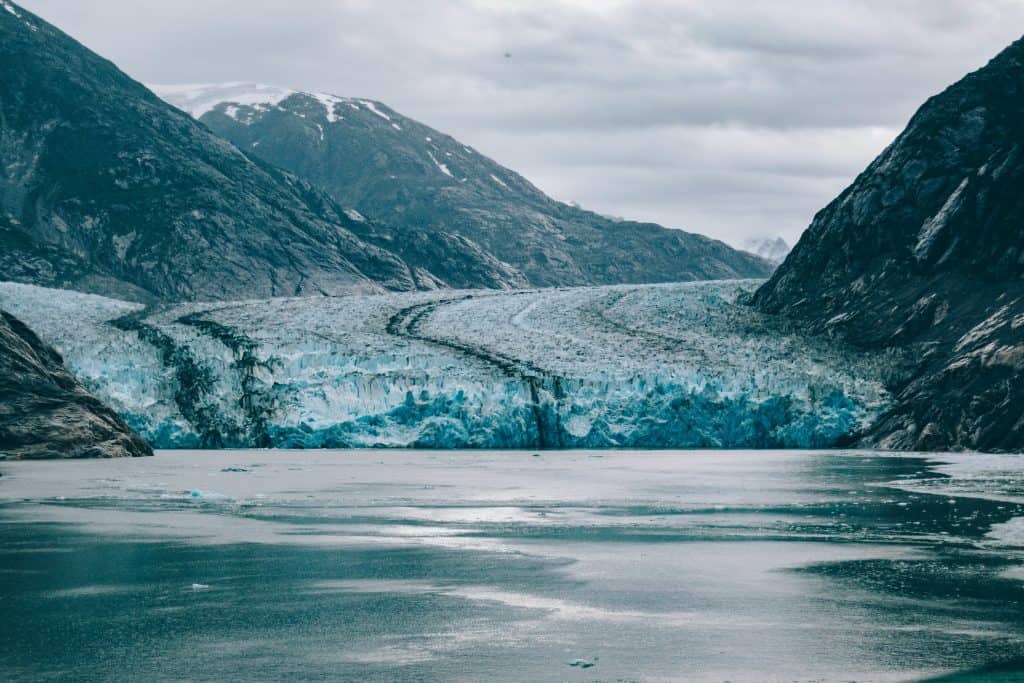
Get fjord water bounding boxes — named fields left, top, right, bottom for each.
left=2, top=451, right=1024, bottom=682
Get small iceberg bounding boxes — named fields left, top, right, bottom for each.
left=189, top=489, right=227, bottom=500
left=567, top=658, right=597, bottom=669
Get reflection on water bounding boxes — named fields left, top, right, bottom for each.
left=1, top=450, right=1024, bottom=681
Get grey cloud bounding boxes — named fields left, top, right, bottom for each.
left=18, top=0, right=1024, bottom=246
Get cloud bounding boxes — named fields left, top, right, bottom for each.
left=19, top=0, right=1024, bottom=245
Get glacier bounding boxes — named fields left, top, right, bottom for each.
left=0, top=280, right=893, bottom=449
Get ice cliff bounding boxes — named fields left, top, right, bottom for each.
left=0, top=281, right=892, bottom=449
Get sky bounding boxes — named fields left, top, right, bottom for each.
left=19, top=0, right=1024, bottom=247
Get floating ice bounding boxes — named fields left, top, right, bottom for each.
left=189, top=490, right=227, bottom=500
left=567, top=658, right=596, bottom=668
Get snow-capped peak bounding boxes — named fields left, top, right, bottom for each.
left=149, top=82, right=400, bottom=129
left=312, top=92, right=347, bottom=123
left=149, top=82, right=296, bottom=118
left=359, top=100, right=391, bottom=121
left=742, top=236, right=791, bottom=265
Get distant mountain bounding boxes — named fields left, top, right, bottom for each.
left=1, top=309, right=151, bottom=459
left=742, top=237, right=790, bottom=266
left=154, top=83, right=774, bottom=287
left=0, top=2, right=434, bottom=302
left=754, top=36, right=1024, bottom=452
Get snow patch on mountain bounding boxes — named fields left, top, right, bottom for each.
left=150, top=83, right=403, bottom=132
left=151, top=82, right=295, bottom=118
left=312, top=92, right=346, bottom=123
left=427, top=151, right=454, bottom=178
left=742, top=237, right=790, bottom=265
left=360, top=100, right=392, bottom=121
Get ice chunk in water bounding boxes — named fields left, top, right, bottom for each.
left=189, top=490, right=227, bottom=500
left=567, top=658, right=597, bottom=668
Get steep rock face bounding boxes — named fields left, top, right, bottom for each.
left=0, top=2, right=425, bottom=302
left=0, top=309, right=152, bottom=459
left=154, top=84, right=774, bottom=288
left=753, top=37, right=1024, bottom=452
left=331, top=209, right=529, bottom=290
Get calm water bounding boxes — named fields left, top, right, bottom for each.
left=2, top=450, right=1024, bottom=682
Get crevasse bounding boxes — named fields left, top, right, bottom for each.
left=0, top=280, right=892, bottom=449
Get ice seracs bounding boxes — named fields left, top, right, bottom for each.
left=0, top=280, right=892, bottom=450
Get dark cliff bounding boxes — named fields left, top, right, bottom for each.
left=0, top=310, right=152, bottom=459
left=0, top=2, right=428, bottom=302
left=754, top=37, right=1024, bottom=452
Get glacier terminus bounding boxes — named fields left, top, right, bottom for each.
left=0, top=280, right=892, bottom=450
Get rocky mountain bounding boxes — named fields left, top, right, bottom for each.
left=0, top=1, right=440, bottom=302
left=153, top=83, right=774, bottom=288
left=742, top=237, right=790, bottom=266
left=1, top=309, right=151, bottom=459
left=753, top=36, right=1024, bottom=452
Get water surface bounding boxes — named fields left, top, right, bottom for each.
left=2, top=450, right=1023, bottom=681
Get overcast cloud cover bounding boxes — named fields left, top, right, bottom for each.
left=20, top=0, right=1024, bottom=246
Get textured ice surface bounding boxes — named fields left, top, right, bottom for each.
left=0, top=280, right=892, bottom=449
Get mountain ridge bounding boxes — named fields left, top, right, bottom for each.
left=153, top=82, right=774, bottom=288
left=0, top=1, right=438, bottom=302
left=753, top=35, right=1024, bottom=452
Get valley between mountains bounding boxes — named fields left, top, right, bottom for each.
left=1, top=0, right=1022, bottom=457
